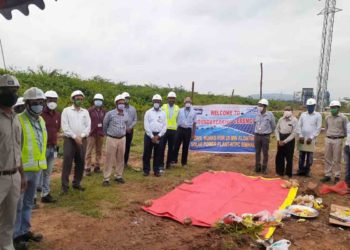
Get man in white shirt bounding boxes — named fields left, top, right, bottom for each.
left=297, top=98, right=322, bottom=177
left=344, top=121, right=350, bottom=188
left=61, top=90, right=91, bottom=194
left=143, top=94, right=167, bottom=177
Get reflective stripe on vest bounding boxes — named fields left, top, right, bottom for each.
left=162, top=104, right=179, bottom=130
left=19, top=113, right=48, bottom=172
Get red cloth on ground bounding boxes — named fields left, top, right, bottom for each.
left=319, top=181, right=350, bottom=195
left=142, top=172, right=291, bottom=227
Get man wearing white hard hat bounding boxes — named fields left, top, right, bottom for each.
left=297, top=98, right=322, bottom=177
left=122, top=92, right=137, bottom=167
left=102, top=95, right=128, bottom=186
left=254, top=99, right=276, bottom=174
left=143, top=94, right=167, bottom=177
left=37, top=90, right=61, bottom=203
left=321, top=100, right=348, bottom=184
left=61, top=90, right=91, bottom=194
left=13, top=96, right=25, bottom=114
left=0, top=75, right=27, bottom=250
left=160, top=91, right=179, bottom=170
left=85, top=93, right=106, bottom=176
left=14, top=87, right=47, bottom=246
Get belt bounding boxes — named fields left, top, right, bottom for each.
left=255, top=133, right=270, bottom=136
left=0, top=168, right=18, bottom=176
left=327, top=136, right=344, bottom=139
left=179, top=127, right=192, bottom=130
left=108, top=135, right=125, bottom=139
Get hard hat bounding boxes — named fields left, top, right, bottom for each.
left=306, top=98, right=316, bottom=106
left=23, top=87, right=46, bottom=101
left=122, top=92, right=130, bottom=98
left=184, top=97, right=192, bottom=103
left=45, top=90, right=58, bottom=99
left=258, top=99, right=269, bottom=106
left=152, top=94, right=162, bottom=101
left=13, top=97, right=25, bottom=107
left=93, top=93, right=104, bottom=100
left=0, top=74, right=20, bottom=88
left=167, top=91, right=176, bottom=98
left=71, top=90, right=85, bottom=99
left=330, top=100, right=341, bottom=107
left=114, top=94, right=125, bottom=103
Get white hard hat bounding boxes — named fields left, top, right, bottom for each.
left=0, top=74, right=20, bottom=88
left=71, top=90, right=85, bottom=99
left=93, top=93, right=104, bottom=100
left=13, top=97, right=25, bottom=107
left=152, top=94, right=162, bottom=101
left=114, top=94, right=125, bottom=103
left=122, top=92, right=130, bottom=98
left=167, top=91, right=176, bottom=98
left=330, top=100, right=341, bottom=107
left=45, top=90, right=58, bottom=99
left=258, top=98, right=269, bottom=106
left=23, top=87, right=46, bottom=101
left=306, top=98, right=316, bottom=106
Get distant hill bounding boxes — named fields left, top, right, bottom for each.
left=248, top=93, right=294, bottom=101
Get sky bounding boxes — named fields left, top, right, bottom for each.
left=0, top=0, right=349, bottom=99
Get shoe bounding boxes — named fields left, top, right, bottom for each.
left=13, top=240, right=28, bottom=250
left=320, top=176, right=331, bottom=183
left=305, top=172, right=312, bottom=178
left=334, top=177, right=340, bottom=184
left=143, top=172, right=149, bottom=177
left=94, top=167, right=102, bottom=173
left=85, top=169, right=92, bottom=176
left=255, top=166, right=261, bottom=173
left=41, top=193, right=56, bottom=203
left=60, top=188, right=68, bottom=195
left=72, top=185, right=85, bottom=191
left=115, top=177, right=125, bottom=184
left=36, top=187, right=42, bottom=193
left=296, top=172, right=305, bottom=176
left=154, top=173, right=161, bottom=177
left=21, top=231, right=43, bottom=242
left=261, top=166, right=267, bottom=174
left=102, top=180, right=110, bottom=187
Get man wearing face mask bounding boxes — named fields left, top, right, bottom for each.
left=254, top=99, right=276, bottom=174
left=173, top=97, right=197, bottom=168
left=321, top=101, right=348, bottom=184
left=13, top=97, right=25, bottom=114
left=122, top=92, right=137, bottom=168
left=0, top=75, right=27, bottom=250
left=37, top=90, right=61, bottom=203
left=297, top=98, right=322, bottom=177
left=274, top=106, right=298, bottom=178
left=85, top=93, right=106, bottom=176
left=14, top=87, right=47, bottom=246
left=102, top=95, right=128, bottom=186
left=143, top=94, right=167, bottom=177
left=160, top=91, right=179, bottom=171
left=61, top=90, right=91, bottom=194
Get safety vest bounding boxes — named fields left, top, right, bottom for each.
left=162, top=104, right=179, bottom=130
left=19, top=113, right=48, bottom=172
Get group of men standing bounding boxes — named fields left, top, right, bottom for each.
left=254, top=97, right=350, bottom=185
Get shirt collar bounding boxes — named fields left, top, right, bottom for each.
left=0, top=107, right=15, bottom=118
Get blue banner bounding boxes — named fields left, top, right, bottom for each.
left=190, top=104, right=257, bottom=153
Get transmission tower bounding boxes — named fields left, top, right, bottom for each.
left=316, top=0, right=341, bottom=112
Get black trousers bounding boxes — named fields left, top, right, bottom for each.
left=275, top=134, right=295, bottom=177
left=298, top=151, right=313, bottom=175
left=61, top=137, right=87, bottom=190
left=160, top=129, right=177, bottom=168
left=142, top=133, right=162, bottom=174
left=124, top=129, right=133, bottom=165
left=254, top=134, right=270, bottom=168
left=173, top=127, right=192, bottom=165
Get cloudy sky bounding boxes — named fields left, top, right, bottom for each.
left=1, top=0, right=349, bottom=99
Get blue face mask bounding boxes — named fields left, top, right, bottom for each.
left=29, top=104, right=44, bottom=115
left=117, top=104, right=125, bottom=110
left=307, top=105, right=315, bottom=114
left=94, top=100, right=103, bottom=107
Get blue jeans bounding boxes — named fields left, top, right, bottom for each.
left=344, top=145, right=350, bottom=185
left=14, top=171, right=40, bottom=238
left=39, top=146, right=56, bottom=197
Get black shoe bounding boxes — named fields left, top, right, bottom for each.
left=94, top=167, right=102, bottom=173
left=41, top=193, right=56, bottom=203
left=154, top=173, right=161, bottom=177
left=102, top=180, right=110, bottom=187
left=72, top=185, right=85, bottom=191
left=143, top=172, right=149, bottom=177
left=320, top=176, right=331, bottom=183
left=255, top=166, right=261, bottom=173
left=60, top=188, right=68, bottom=195
left=36, top=187, right=42, bottom=193
left=115, top=177, right=125, bottom=184
left=334, top=177, right=340, bottom=184
left=261, top=166, right=267, bottom=174
left=13, top=240, right=28, bottom=250
left=297, top=172, right=305, bottom=176
left=305, top=172, right=312, bottom=178
left=24, top=231, right=43, bottom=242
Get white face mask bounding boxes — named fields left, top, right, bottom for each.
left=185, top=102, right=191, bottom=108
left=47, top=102, right=57, bottom=110
left=284, top=111, right=292, bottom=118
left=153, top=103, right=160, bottom=109
left=257, top=106, right=264, bottom=113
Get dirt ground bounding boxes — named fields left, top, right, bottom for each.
left=31, top=138, right=350, bottom=250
